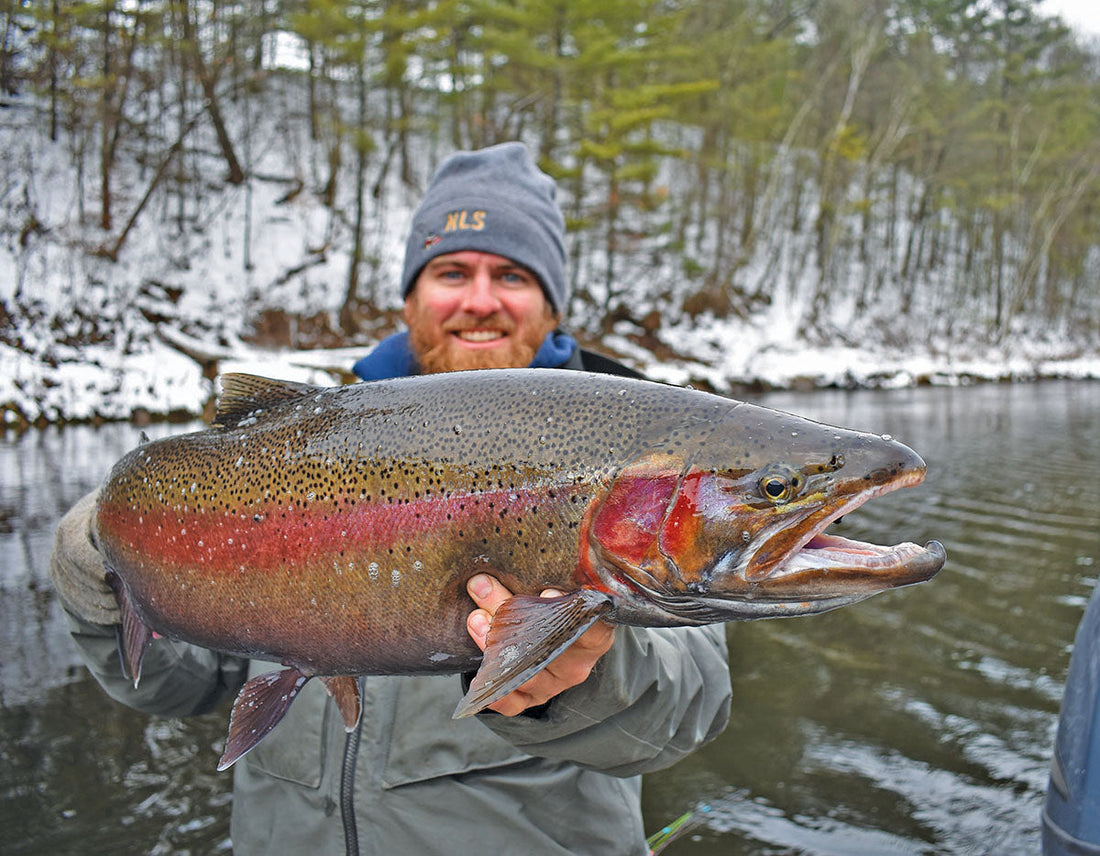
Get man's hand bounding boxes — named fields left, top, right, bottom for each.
left=466, top=573, right=615, bottom=716
left=50, top=490, right=122, bottom=626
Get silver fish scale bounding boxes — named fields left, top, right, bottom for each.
left=314, top=368, right=733, bottom=477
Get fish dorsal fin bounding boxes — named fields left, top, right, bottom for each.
left=214, top=373, right=323, bottom=427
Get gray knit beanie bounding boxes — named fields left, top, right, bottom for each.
left=401, top=142, right=569, bottom=316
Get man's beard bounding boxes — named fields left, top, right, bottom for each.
left=408, top=312, right=556, bottom=375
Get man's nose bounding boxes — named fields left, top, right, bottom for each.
left=459, top=267, right=502, bottom=314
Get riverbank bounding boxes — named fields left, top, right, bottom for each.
left=4, top=85, right=1098, bottom=431
left=3, top=315, right=1097, bottom=430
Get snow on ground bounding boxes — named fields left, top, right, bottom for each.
left=2, top=96, right=1097, bottom=428
left=624, top=313, right=1100, bottom=392
left=6, top=316, right=1096, bottom=429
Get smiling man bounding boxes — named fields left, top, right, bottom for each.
left=349, top=143, right=677, bottom=719
left=352, top=142, right=642, bottom=383
left=50, top=142, right=731, bottom=856
left=405, top=250, right=555, bottom=373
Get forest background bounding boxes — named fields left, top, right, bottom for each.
left=2, top=0, right=1099, bottom=425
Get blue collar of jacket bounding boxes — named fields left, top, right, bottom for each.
left=351, top=330, right=578, bottom=381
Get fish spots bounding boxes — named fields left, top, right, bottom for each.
left=96, top=371, right=746, bottom=636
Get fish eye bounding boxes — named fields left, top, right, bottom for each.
left=762, top=477, right=787, bottom=498
left=758, top=467, right=803, bottom=504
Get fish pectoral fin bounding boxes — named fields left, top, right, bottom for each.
left=320, top=675, right=362, bottom=731
left=453, top=588, right=614, bottom=719
left=105, top=569, right=152, bottom=688
left=218, top=668, right=312, bottom=771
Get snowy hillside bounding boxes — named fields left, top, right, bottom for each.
left=3, top=88, right=1098, bottom=429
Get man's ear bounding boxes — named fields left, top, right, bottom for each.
left=544, top=301, right=561, bottom=325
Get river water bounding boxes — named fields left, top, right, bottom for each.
left=2, top=380, right=1097, bottom=854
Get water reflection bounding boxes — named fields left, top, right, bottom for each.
left=1, top=422, right=196, bottom=705
left=2, top=382, right=1098, bottom=854
left=0, top=421, right=232, bottom=855
left=643, top=381, right=1099, bottom=854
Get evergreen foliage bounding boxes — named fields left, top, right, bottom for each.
left=4, top=0, right=1099, bottom=347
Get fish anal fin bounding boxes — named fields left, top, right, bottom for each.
left=214, top=373, right=323, bottom=428
left=320, top=675, right=362, bottom=731
left=106, top=570, right=152, bottom=688
left=218, top=668, right=311, bottom=771
left=453, top=588, right=613, bottom=719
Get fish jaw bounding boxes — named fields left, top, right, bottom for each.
left=736, top=465, right=931, bottom=582
left=689, top=452, right=945, bottom=618
left=681, top=537, right=948, bottom=621
left=775, top=532, right=947, bottom=586
left=719, top=471, right=947, bottom=612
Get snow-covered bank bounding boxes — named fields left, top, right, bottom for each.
left=3, top=84, right=1097, bottom=430
left=635, top=319, right=1100, bottom=391
left=4, top=320, right=1097, bottom=429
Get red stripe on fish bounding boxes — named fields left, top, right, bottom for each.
left=98, top=482, right=587, bottom=576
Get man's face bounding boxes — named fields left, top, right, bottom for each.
left=404, top=251, right=560, bottom=374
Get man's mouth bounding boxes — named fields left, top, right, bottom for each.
left=454, top=330, right=507, bottom=344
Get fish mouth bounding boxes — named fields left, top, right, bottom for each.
left=748, top=469, right=946, bottom=591
left=778, top=532, right=947, bottom=583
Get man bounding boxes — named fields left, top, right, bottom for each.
left=50, top=142, right=732, bottom=855
left=1042, top=580, right=1100, bottom=854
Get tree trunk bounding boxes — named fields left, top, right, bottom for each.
left=179, top=0, right=245, bottom=184
left=342, top=56, right=371, bottom=333
left=97, top=111, right=202, bottom=261
left=99, top=2, right=115, bottom=231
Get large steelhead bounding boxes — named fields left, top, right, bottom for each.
left=95, top=369, right=946, bottom=769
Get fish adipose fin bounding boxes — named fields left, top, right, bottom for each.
left=218, top=668, right=312, bottom=770
left=321, top=675, right=363, bottom=730
left=106, top=569, right=152, bottom=688
left=453, top=588, right=614, bottom=719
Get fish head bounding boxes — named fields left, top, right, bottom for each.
left=588, top=401, right=946, bottom=624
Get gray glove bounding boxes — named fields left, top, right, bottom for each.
left=49, top=489, right=121, bottom=626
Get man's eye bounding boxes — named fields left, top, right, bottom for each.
left=499, top=271, right=533, bottom=286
